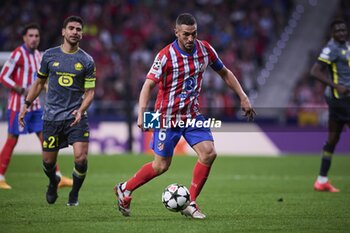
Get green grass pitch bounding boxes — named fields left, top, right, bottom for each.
left=0, top=154, right=349, bottom=233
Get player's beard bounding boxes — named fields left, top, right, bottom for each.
left=29, top=42, right=39, bottom=50
left=66, top=36, right=80, bottom=47
left=185, top=43, right=194, bottom=52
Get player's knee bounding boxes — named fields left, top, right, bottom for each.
left=153, top=162, right=170, bottom=174
left=42, top=152, right=56, bottom=164
left=201, top=147, right=217, bottom=165
left=74, top=152, right=88, bottom=164
left=328, top=136, right=340, bottom=146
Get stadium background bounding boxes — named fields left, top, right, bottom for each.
left=0, top=0, right=349, bottom=155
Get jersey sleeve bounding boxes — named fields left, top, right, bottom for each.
left=203, top=41, right=224, bottom=71
left=318, top=45, right=337, bottom=65
left=0, top=50, right=21, bottom=88
left=37, top=50, right=50, bottom=79
left=146, top=52, right=167, bottom=83
left=84, top=58, right=96, bottom=89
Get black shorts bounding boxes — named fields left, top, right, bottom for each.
left=42, top=117, right=90, bottom=152
left=326, top=96, right=350, bottom=122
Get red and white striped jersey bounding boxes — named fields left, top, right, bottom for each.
left=146, top=39, right=224, bottom=121
left=0, top=44, right=41, bottom=112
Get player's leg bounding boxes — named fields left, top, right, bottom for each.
left=114, top=128, right=179, bottom=216
left=181, top=140, right=216, bottom=219
left=181, top=117, right=216, bottom=219
left=35, top=131, right=73, bottom=188
left=314, top=119, right=344, bottom=192
left=0, top=110, right=21, bottom=189
left=66, top=116, right=90, bottom=206
left=67, top=141, right=88, bottom=206
left=190, top=140, right=216, bottom=202
left=42, top=150, right=60, bottom=204
left=41, top=120, right=62, bottom=203
left=124, top=154, right=172, bottom=192
left=115, top=154, right=172, bottom=216
left=0, top=134, right=18, bottom=189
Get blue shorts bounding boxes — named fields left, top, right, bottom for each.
left=7, top=110, right=43, bottom=135
left=150, top=115, right=214, bottom=157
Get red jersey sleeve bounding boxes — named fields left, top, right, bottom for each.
left=0, top=49, right=22, bottom=88
left=146, top=50, right=168, bottom=83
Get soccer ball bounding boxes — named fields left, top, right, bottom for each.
left=162, top=183, right=190, bottom=212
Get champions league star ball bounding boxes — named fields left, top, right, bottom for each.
left=162, top=183, right=190, bottom=212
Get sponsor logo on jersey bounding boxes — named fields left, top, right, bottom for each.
left=53, top=62, right=60, bottom=67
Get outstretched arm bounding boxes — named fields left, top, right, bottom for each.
left=137, top=78, right=157, bottom=129
left=19, top=77, right=47, bottom=127
left=217, top=66, right=256, bottom=121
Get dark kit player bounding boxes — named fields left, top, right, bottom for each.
left=311, top=19, right=350, bottom=192
left=19, top=16, right=96, bottom=205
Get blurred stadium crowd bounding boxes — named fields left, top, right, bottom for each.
left=1, top=0, right=293, bottom=120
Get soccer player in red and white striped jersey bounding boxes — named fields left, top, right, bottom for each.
left=114, top=13, right=255, bottom=218
left=0, top=23, right=72, bottom=189
left=147, top=34, right=223, bottom=121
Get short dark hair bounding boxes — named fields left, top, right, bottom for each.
left=330, top=19, right=346, bottom=31
left=63, top=15, right=84, bottom=29
left=22, top=23, right=40, bottom=36
left=176, top=13, right=197, bottom=26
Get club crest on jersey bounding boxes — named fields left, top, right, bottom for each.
left=74, top=62, right=83, bottom=71
left=43, top=141, right=48, bottom=148
left=197, top=62, right=205, bottom=73
left=157, top=142, right=164, bottom=151
left=52, top=62, right=60, bottom=67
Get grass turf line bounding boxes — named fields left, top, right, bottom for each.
left=0, top=155, right=349, bottom=233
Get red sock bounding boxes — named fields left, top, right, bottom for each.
left=0, top=137, right=18, bottom=175
left=190, top=161, right=211, bottom=202
left=125, top=162, right=159, bottom=192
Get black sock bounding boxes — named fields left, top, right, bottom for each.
left=71, top=161, right=88, bottom=196
left=319, top=143, right=335, bottom=177
left=43, top=161, right=58, bottom=184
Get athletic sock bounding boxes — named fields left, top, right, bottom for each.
left=0, top=138, right=18, bottom=175
left=190, top=161, right=211, bottom=202
left=319, top=143, right=335, bottom=177
left=317, top=175, right=328, bottom=184
left=124, top=162, right=159, bottom=192
left=43, top=161, right=58, bottom=184
left=71, top=161, right=88, bottom=195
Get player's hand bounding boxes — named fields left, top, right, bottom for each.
left=137, top=115, right=143, bottom=129
left=70, top=110, right=82, bottom=127
left=240, top=96, right=256, bottom=121
left=19, top=105, right=28, bottom=127
left=137, top=114, right=149, bottom=131
left=23, top=88, right=29, bottom=97
left=242, top=107, right=256, bottom=121
left=335, top=84, right=350, bottom=95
